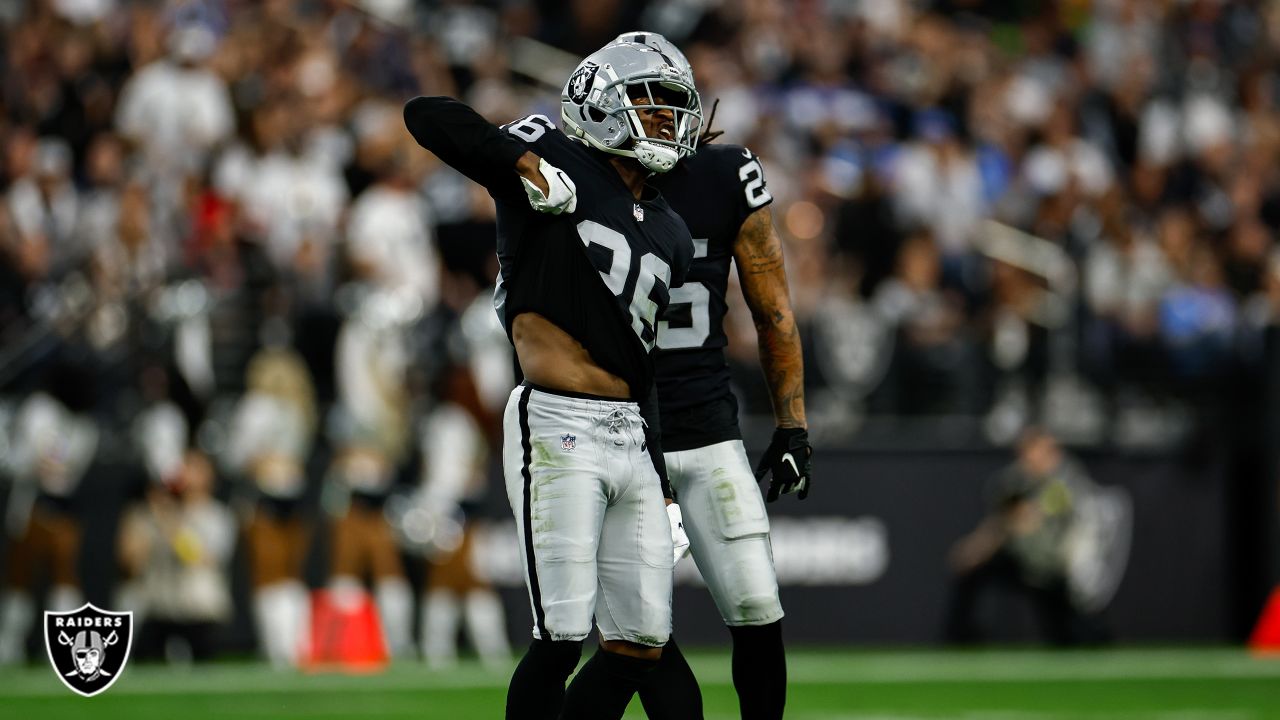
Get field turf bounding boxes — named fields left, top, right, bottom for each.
left=2, top=648, right=1278, bottom=719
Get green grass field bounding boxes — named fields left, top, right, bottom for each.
left=3, top=649, right=1279, bottom=719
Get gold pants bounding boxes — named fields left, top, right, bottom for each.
left=427, top=526, right=484, bottom=593
left=330, top=504, right=402, bottom=582
left=5, top=509, right=80, bottom=589
left=246, top=512, right=309, bottom=587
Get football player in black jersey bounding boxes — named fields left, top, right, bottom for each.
left=611, top=33, right=813, bottom=720
left=405, top=41, right=702, bottom=720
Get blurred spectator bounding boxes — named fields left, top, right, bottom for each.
left=944, top=428, right=1113, bottom=646
left=344, top=106, right=438, bottom=306
left=415, top=295, right=512, bottom=670
left=6, top=137, right=78, bottom=280
left=89, top=177, right=169, bottom=306
left=1082, top=194, right=1172, bottom=393
left=1158, top=242, right=1237, bottom=382
left=870, top=231, right=977, bottom=414
left=224, top=347, right=316, bottom=668
left=322, top=425, right=412, bottom=659
left=119, top=450, right=234, bottom=664
left=832, top=171, right=901, bottom=300
left=211, top=95, right=347, bottom=298
left=117, top=387, right=188, bottom=615
left=323, top=285, right=416, bottom=658
left=1243, top=250, right=1280, bottom=339
left=0, top=370, right=98, bottom=664
left=982, top=257, right=1053, bottom=429
left=892, top=110, right=986, bottom=266
left=115, top=23, right=233, bottom=181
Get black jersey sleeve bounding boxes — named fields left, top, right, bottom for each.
left=403, top=96, right=529, bottom=204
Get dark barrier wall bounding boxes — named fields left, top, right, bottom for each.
left=0, top=447, right=1232, bottom=652
left=494, top=449, right=1230, bottom=645
left=700, top=450, right=1227, bottom=644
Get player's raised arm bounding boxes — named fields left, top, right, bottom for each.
left=402, top=96, right=576, bottom=214
left=733, top=204, right=813, bottom=501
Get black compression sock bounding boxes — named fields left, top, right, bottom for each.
left=728, top=621, right=786, bottom=720
left=505, top=639, right=583, bottom=720
left=637, top=637, right=705, bottom=720
left=559, top=647, right=659, bottom=720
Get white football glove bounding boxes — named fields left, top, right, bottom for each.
left=520, top=157, right=578, bottom=215
left=667, top=502, right=691, bottom=564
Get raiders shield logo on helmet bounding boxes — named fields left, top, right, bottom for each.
left=568, top=61, right=599, bottom=104
left=44, top=603, right=133, bottom=697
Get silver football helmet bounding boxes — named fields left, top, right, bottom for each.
left=611, top=31, right=694, bottom=83
left=561, top=41, right=701, bottom=173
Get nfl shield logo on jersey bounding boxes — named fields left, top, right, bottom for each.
left=633, top=204, right=645, bottom=222
left=561, top=433, right=577, bottom=451
left=44, top=603, right=133, bottom=697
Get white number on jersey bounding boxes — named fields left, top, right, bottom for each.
left=576, top=220, right=672, bottom=351
left=739, top=157, right=772, bottom=208
left=503, top=114, right=556, bottom=143
left=657, top=282, right=711, bottom=349
left=657, top=237, right=710, bottom=350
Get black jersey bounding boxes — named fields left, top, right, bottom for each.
left=652, top=143, right=773, bottom=451
left=403, top=98, right=694, bottom=401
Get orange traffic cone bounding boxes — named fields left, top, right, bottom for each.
left=1248, top=586, right=1280, bottom=656
left=302, top=588, right=390, bottom=673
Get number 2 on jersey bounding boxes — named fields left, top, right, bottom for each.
left=739, top=157, right=772, bottom=208
left=577, top=220, right=671, bottom=351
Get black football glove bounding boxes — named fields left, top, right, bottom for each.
left=754, top=427, right=812, bottom=502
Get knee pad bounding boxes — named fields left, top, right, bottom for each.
left=726, top=593, right=784, bottom=626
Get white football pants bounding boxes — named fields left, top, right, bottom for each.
left=667, top=439, right=784, bottom=626
left=502, top=384, right=673, bottom=646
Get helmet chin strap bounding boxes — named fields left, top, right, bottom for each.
left=634, top=140, right=679, bottom=173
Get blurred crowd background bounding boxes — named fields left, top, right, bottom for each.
left=2, top=0, right=1280, bottom=664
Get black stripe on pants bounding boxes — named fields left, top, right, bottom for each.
left=518, top=385, right=548, bottom=638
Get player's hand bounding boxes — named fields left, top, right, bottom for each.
left=519, top=156, right=577, bottom=215
left=666, top=502, right=691, bottom=564
left=754, top=427, right=812, bottom=502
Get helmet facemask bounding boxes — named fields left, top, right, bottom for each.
left=617, top=74, right=701, bottom=173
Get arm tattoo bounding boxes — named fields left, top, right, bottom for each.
left=740, top=210, right=786, bottom=275
left=734, top=207, right=806, bottom=429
